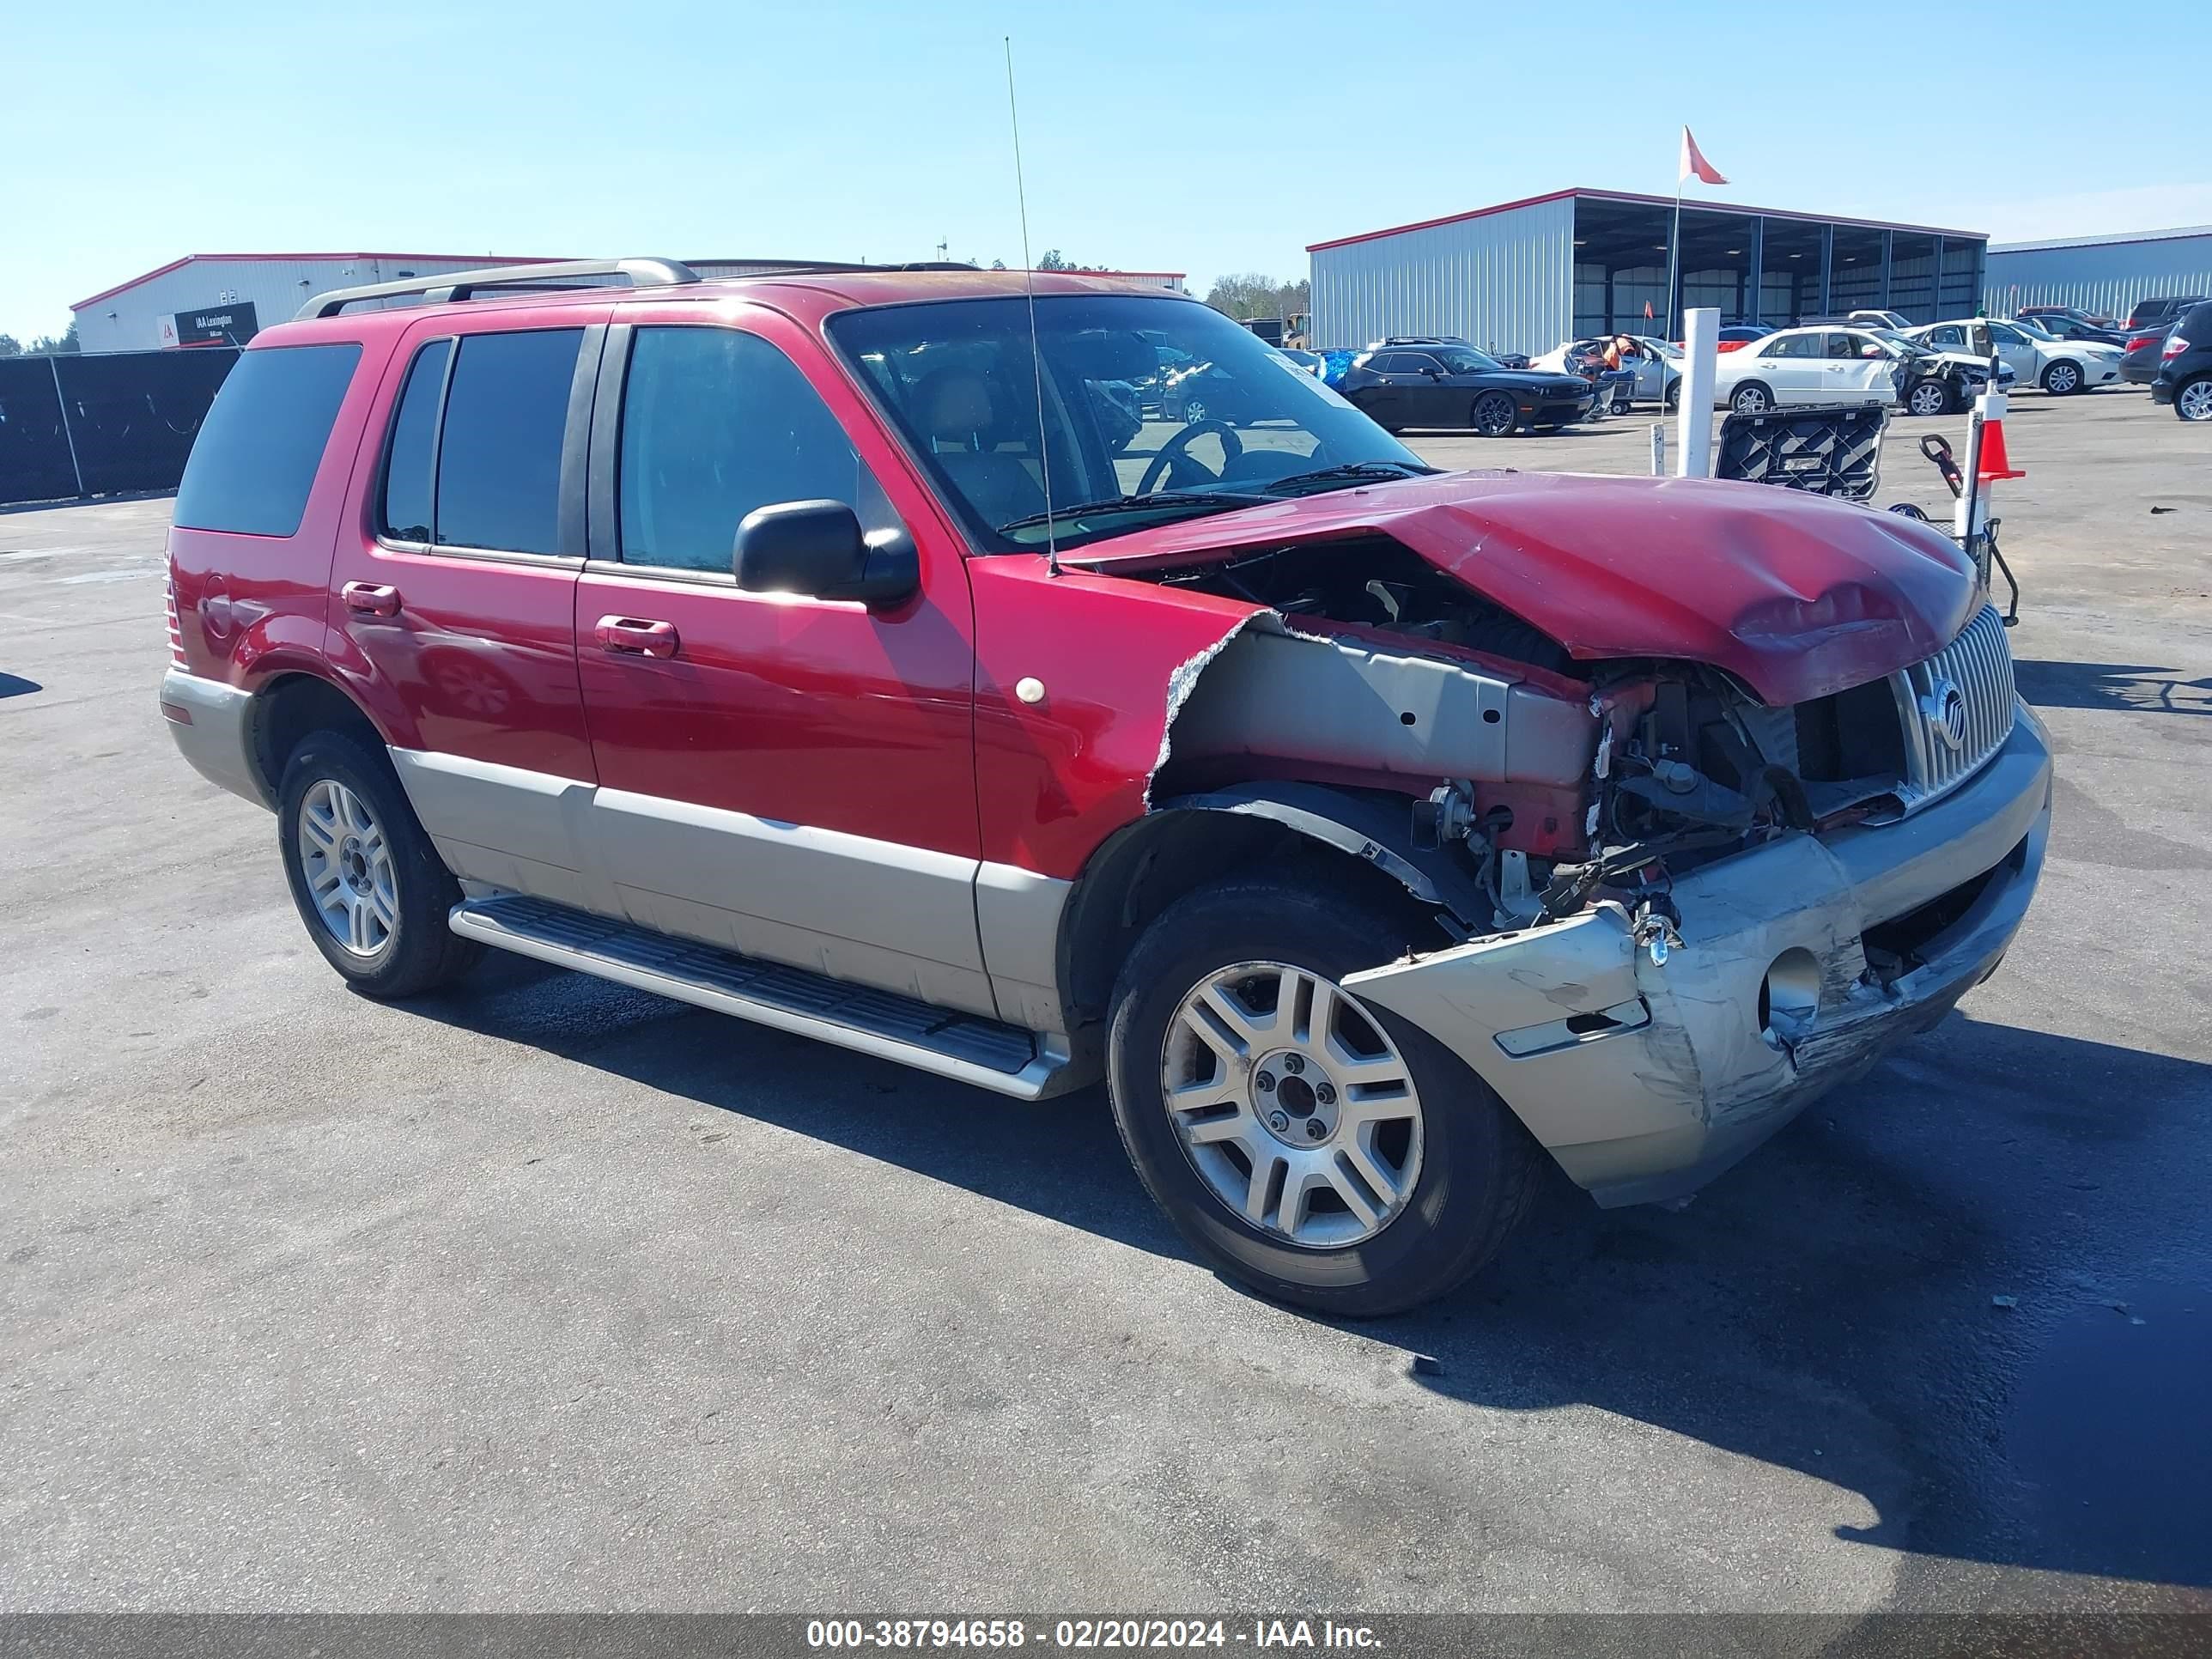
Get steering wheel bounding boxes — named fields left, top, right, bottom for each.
left=1138, top=419, right=1244, bottom=495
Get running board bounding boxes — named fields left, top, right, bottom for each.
left=449, top=896, right=1071, bottom=1099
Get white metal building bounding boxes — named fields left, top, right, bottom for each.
left=70, top=254, right=1189, bottom=353
left=70, top=253, right=569, bottom=353
left=1984, top=227, right=2212, bottom=322
left=1307, top=188, right=1986, bottom=356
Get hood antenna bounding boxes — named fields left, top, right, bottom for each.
left=1004, top=35, right=1060, bottom=577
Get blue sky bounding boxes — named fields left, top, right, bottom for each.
left=5, top=0, right=2209, bottom=339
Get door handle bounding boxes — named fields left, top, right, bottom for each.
left=342, top=581, right=401, bottom=617
left=595, top=615, right=680, bottom=659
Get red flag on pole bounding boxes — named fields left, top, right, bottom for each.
left=1679, top=126, right=1727, bottom=185
left=1644, top=300, right=1655, bottom=319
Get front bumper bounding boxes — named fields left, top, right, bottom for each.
left=161, top=665, right=268, bottom=808
left=1348, top=707, right=2053, bottom=1206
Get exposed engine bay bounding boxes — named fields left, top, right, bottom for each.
left=1139, top=535, right=1929, bottom=945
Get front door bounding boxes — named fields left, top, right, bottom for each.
left=1753, top=331, right=1821, bottom=402
left=572, top=310, right=994, bottom=1017
left=330, top=310, right=609, bottom=906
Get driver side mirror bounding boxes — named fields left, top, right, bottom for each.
left=1861, top=343, right=1886, bottom=357
left=732, top=500, right=919, bottom=611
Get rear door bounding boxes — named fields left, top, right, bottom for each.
left=572, top=307, right=994, bottom=1017
left=328, top=308, right=607, bottom=906
left=1751, top=331, right=1820, bottom=401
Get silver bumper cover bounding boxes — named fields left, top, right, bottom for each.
left=1348, top=706, right=2053, bottom=1206
left=160, top=666, right=267, bottom=808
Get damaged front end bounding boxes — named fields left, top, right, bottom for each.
left=1113, top=526, right=2052, bottom=1206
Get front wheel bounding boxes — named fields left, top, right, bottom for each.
left=1905, top=378, right=1954, bottom=417
left=2174, top=375, right=2212, bottom=422
left=1663, top=379, right=1681, bottom=411
left=1469, top=390, right=1519, bottom=437
left=1730, top=382, right=1774, bottom=416
left=278, top=730, right=483, bottom=998
left=1105, top=879, right=1539, bottom=1317
left=2042, top=360, right=2082, bottom=395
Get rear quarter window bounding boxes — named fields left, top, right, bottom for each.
left=173, top=343, right=362, bottom=537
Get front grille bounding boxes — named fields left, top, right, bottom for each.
left=1892, top=604, right=2016, bottom=809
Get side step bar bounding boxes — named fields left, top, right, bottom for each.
left=450, top=896, right=1073, bottom=1099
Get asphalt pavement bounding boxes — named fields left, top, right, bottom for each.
left=2, top=386, right=2207, bottom=1625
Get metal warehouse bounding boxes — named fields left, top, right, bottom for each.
left=71, top=254, right=1187, bottom=355
left=1307, top=187, right=1987, bottom=356
left=1984, top=226, right=2212, bottom=322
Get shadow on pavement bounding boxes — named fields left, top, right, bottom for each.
left=409, top=956, right=2212, bottom=1591
left=2015, top=659, right=2212, bottom=719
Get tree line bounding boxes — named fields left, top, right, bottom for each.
left=0, top=323, right=81, bottom=357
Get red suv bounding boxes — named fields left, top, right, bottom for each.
left=161, top=258, right=2051, bottom=1315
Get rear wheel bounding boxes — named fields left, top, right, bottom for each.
left=277, top=730, right=483, bottom=998
left=1469, top=391, right=1519, bottom=437
left=1731, top=382, right=1774, bottom=415
left=1105, top=879, right=1539, bottom=1317
left=2174, top=375, right=2212, bottom=422
left=2042, top=360, right=2082, bottom=395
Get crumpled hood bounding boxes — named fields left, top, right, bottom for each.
left=1067, top=470, right=1978, bottom=705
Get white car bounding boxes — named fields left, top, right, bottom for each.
left=1903, top=316, right=2122, bottom=396
left=1528, top=337, right=1682, bottom=409
left=1709, top=325, right=1903, bottom=414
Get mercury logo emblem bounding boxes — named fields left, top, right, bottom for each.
left=1922, top=677, right=1969, bottom=752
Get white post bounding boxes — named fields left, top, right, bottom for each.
left=1650, top=422, right=1666, bottom=477
left=1674, top=307, right=1720, bottom=478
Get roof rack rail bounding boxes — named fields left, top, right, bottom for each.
left=296, top=257, right=700, bottom=319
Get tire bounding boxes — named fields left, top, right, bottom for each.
left=1730, top=382, right=1774, bottom=416
left=1469, top=390, right=1519, bottom=438
left=2041, top=360, right=2081, bottom=396
left=277, top=729, right=483, bottom=998
left=2174, top=375, right=2212, bottom=422
left=1663, top=379, right=1681, bottom=412
left=1105, top=878, right=1540, bottom=1317
left=1182, top=397, right=1208, bottom=424
left=1905, top=378, right=1954, bottom=417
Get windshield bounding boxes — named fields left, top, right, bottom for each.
left=1870, top=329, right=1924, bottom=355
left=1636, top=337, right=1683, bottom=360
left=1432, top=345, right=1503, bottom=373
left=830, top=295, right=1422, bottom=552
left=2010, top=318, right=2060, bottom=342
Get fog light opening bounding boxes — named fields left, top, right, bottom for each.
left=1761, top=948, right=1821, bottom=1044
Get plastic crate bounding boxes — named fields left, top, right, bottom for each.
left=1714, top=403, right=1887, bottom=501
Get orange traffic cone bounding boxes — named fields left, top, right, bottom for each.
left=1976, top=403, right=2025, bottom=482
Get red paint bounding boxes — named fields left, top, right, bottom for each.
left=1065, top=470, right=1978, bottom=708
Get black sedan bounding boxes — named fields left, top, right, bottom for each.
left=1336, top=344, right=1592, bottom=436
left=2016, top=307, right=2129, bottom=348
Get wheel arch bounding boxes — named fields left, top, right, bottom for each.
left=1054, top=784, right=1477, bottom=1034
left=246, top=672, right=392, bottom=805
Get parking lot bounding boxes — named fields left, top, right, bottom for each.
left=2, top=384, right=2207, bottom=1622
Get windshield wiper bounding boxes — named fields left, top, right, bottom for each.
left=995, top=489, right=1272, bottom=535
left=1259, top=460, right=1438, bottom=494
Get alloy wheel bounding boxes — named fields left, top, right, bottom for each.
left=1734, top=385, right=1770, bottom=414
left=1909, top=381, right=1948, bottom=416
left=296, top=778, right=398, bottom=957
left=1471, top=392, right=1517, bottom=437
left=1159, top=961, right=1425, bottom=1249
left=2046, top=362, right=2080, bottom=394
left=2178, top=379, right=2212, bottom=422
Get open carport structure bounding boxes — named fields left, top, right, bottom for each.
left=1308, top=187, right=1987, bottom=356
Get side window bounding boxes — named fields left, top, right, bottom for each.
left=1397, top=353, right=1441, bottom=374
left=1927, top=325, right=1965, bottom=349
left=173, top=343, right=362, bottom=537
left=435, top=329, right=583, bottom=556
left=1987, top=323, right=2025, bottom=346
left=1366, top=353, right=1403, bottom=373
left=1764, top=334, right=1815, bottom=358
left=617, top=326, right=890, bottom=575
left=379, top=338, right=451, bottom=544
